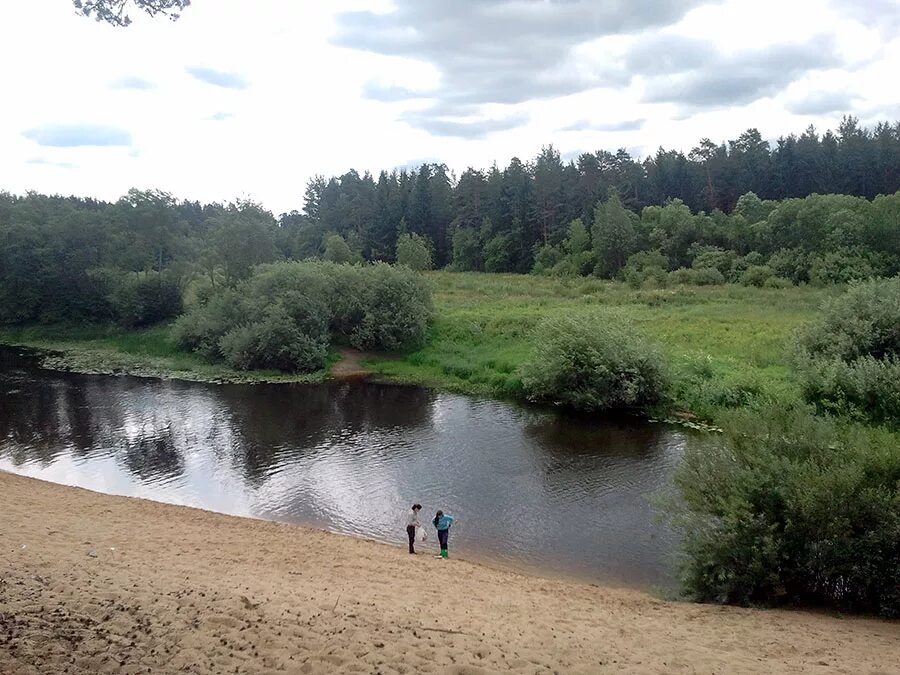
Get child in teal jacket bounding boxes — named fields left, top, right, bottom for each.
left=432, top=510, right=455, bottom=558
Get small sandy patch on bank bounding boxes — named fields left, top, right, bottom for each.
left=1, top=471, right=898, bottom=674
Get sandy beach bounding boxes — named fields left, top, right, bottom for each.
left=1, top=471, right=898, bottom=674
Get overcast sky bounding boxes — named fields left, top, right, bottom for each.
left=2, top=0, right=898, bottom=214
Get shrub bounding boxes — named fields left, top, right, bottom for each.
left=518, top=313, right=669, bottom=412
left=796, top=276, right=900, bottom=361
left=396, top=233, right=433, bottom=271
left=622, top=250, right=669, bottom=288
left=109, top=273, right=183, bottom=328
left=668, top=267, right=725, bottom=286
left=675, top=404, right=900, bottom=617
left=809, top=248, right=891, bottom=286
left=740, top=265, right=773, bottom=287
left=799, top=355, right=900, bottom=425
left=763, top=276, right=792, bottom=289
left=767, top=248, right=811, bottom=284
left=690, top=267, right=726, bottom=286
left=690, top=245, right=735, bottom=275
left=219, top=301, right=329, bottom=371
left=174, top=261, right=432, bottom=372
left=531, top=243, right=564, bottom=275
left=348, top=262, right=432, bottom=352
left=323, top=234, right=356, bottom=264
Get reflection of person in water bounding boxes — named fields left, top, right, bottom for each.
left=406, top=503, right=423, bottom=554
left=432, top=510, right=455, bottom=559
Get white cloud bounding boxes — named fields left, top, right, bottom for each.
left=0, top=0, right=895, bottom=213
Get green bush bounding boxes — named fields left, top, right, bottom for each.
left=174, top=261, right=431, bottom=372
left=109, top=273, right=183, bottom=328
left=763, top=276, right=793, bottom=289
left=675, top=404, right=900, bottom=617
left=396, top=233, right=433, bottom=271
left=622, top=250, right=669, bottom=288
left=797, top=276, right=900, bottom=361
left=799, top=356, right=900, bottom=425
left=219, top=301, right=329, bottom=371
left=809, top=248, right=892, bottom=286
left=795, top=277, right=900, bottom=425
left=668, top=267, right=725, bottom=286
left=347, top=262, right=433, bottom=351
left=518, top=313, right=668, bottom=412
left=740, top=265, right=773, bottom=287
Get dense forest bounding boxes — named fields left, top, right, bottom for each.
left=1, top=116, right=899, bottom=327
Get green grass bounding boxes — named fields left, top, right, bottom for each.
left=364, top=272, right=833, bottom=421
left=0, top=273, right=835, bottom=421
left=0, top=324, right=328, bottom=384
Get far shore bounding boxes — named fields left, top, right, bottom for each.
left=2, top=471, right=898, bottom=675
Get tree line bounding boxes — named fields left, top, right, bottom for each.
left=298, top=116, right=900, bottom=271
left=1, top=116, right=899, bottom=327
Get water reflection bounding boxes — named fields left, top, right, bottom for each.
left=0, top=347, right=684, bottom=587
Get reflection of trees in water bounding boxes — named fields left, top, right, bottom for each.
left=216, top=381, right=436, bottom=484
left=2, top=347, right=439, bottom=489
left=0, top=350, right=189, bottom=483
left=117, top=425, right=185, bottom=482
left=523, top=411, right=672, bottom=472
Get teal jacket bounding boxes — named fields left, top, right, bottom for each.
left=433, top=514, right=455, bottom=531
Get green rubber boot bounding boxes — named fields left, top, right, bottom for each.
left=440, top=548, right=448, bottom=559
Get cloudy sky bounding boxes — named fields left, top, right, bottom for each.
left=2, top=0, right=898, bottom=214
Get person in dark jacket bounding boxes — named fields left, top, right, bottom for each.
left=432, top=510, right=455, bottom=559
left=406, top=503, right=423, bottom=554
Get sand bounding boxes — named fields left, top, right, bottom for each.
left=1, top=472, right=898, bottom=675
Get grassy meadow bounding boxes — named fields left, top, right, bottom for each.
left=366, top=272, right=833, bottom=421
left=0, top=272, right=834, bottom=420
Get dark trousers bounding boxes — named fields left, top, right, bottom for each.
left=406, top=525, right=416, bottom=553
left=437, top=528, right=449, bottom=551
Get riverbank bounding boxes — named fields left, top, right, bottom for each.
left=0, top=325, right=329, bottom=385
left=2, top=472, right=898, bottom=675
left=0, top=275, right=833, bottom=423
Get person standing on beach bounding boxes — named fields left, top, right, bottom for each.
left=406, top=503, right=423, bottom=554
left=432, top=510, right=455, bottom=559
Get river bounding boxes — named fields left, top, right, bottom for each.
left=0, top=346, right=685, bottom=588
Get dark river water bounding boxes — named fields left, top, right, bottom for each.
left=0, top=346, right=685, bottom=588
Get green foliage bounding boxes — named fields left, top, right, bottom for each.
left=219, top=301, right=329, bottom=372
left=206, top=201, right=279, bottom=283
left=799, top=356, right=900, bottom=425
left=396, top=233, right=433, bottom=271
left=531, top=243, right=565, bottom=275
left=740, top=265, right=774, bottom=287
left=483, top=234, right=512, bottom=273
left=592, top=194, right=637, bottom=278
left=675, top=404, right=900, bottom=617
left=797, top=277, right=900, bottom=361
left=763, top=276, right=793, bottom=289
left=109, top=273, right=183, bottom=328
left=690, top=245, right=735, bottom=275
left=346, top=262, right=433, bottom=352
left=519, top=313, right=669, bottom=412
left=450, top=228, right=481, bottom=271
left=323, top=233, right=357, bottom=264
left=670, top=267, right=726, bottom=286
left=621, top=250, right=669, bottom=288
left=808, top=248, right=892, bottom=286
left=795, top=277, right=900, bottom=425
left=174, top=261, right=432, bottom=372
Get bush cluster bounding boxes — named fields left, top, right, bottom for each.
left=518, top=313, right=669, bottom=412
left=675, top=404, right=900, bottom=617
left=795, top=276, right=900, bottom=425
left=174, top=261, right=432, bottom=372
left=108, top=273, right=183, bottom=328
